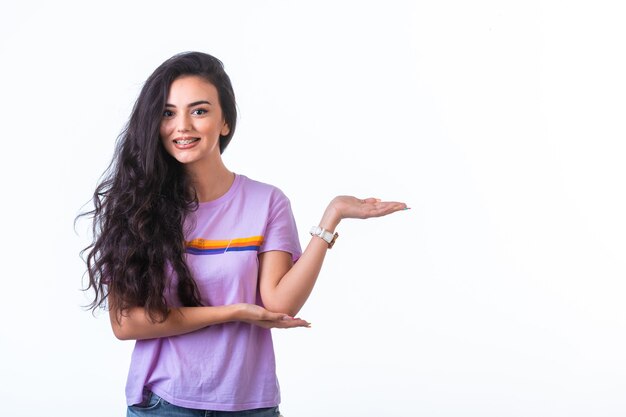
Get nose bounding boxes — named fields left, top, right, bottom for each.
left=176, top=113, right=192, bottom=133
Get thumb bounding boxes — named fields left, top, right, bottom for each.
left=265, top=311, right=292, bottom=321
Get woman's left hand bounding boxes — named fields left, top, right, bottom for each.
left=320, top=196, right=408, bottom=230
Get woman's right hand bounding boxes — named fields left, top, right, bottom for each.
left=108, top=293, right=309, bottom=340
left=236, top=303, right=311, bottom=329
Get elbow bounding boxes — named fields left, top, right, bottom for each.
left=109, top=306, right=145, bottom=340
left=283, top=306, right=301, bottom=318
left=110, top=315, right=137, bottom=340
left=262, top=300, right=300, bottom=318
left=260, top=286, right=304, bottom=317
left=111, top=324, right=132, bottom=341
left=109, top=305, right=129, bottom=340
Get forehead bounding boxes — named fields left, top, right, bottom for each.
left=166, top=75, right=219, bottom=103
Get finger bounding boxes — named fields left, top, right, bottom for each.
left=275, top=318, right=310, bottom=328
left=382, top=202, right=408, bottom=212
left=363, top=199, right=405, bottom=210
left=374, top=200, right=406, bottom=207
left=286, top=321, right=310, bottom=328
left=263, top=311, right=291, bottom=321
left=364, top=202, right=408, bottom=217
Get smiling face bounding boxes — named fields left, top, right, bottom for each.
left=160, top=75, right=230, bottom=169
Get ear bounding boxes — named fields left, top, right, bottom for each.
left=221, top=122, right=230, bottom=136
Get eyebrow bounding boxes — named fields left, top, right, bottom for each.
left=165, top=100, right=212, bottom=108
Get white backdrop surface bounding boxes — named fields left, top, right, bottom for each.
left=0, top=1, right=624, bottom=416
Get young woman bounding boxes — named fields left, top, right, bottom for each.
left=82, top=51, right=407, bottom=416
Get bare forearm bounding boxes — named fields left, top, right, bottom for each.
left=263, top=208, right=340, bottom=316
left=269, top=240, right=329, bottom=316
left=111, top=304, right=241, bottom=341
left=260, top=196, right=407, bottom=317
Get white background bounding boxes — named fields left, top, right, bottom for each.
left=0, top=1, right=624, bottom=416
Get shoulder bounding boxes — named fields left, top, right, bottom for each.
left=238, top=174, right=291, bottom=202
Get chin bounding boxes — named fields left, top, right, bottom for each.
left=176, top=157, right=201, bottom=165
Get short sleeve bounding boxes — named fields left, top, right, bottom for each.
left=259, top=190, right=302, bottom=262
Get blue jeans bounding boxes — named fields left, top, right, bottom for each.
left=127, top=391, right=282, bottom=417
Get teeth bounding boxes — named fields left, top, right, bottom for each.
left=175, top=138, right=199, bottom=145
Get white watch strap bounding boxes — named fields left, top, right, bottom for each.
left=309, top=226, right=338, bottom=248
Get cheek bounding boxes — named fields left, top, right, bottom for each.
left=160, top=122, right=172, bottom=142
left=159, top=130, right=172, bottom=153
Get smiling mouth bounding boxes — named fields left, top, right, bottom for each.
left=173, top=138, right=200, bottom=145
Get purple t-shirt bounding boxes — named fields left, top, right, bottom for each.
left=125, top=174, right=302, bottom=411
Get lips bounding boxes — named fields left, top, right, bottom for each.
left=172, top=136, right=201, bottom=150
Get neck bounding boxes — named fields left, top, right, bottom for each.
left=185, top=158, right=234, bottom=203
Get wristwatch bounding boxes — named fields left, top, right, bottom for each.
left=309, top=226, right=339, bottom=249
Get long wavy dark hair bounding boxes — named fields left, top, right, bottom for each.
left=80, top=52, right=237, bottom=322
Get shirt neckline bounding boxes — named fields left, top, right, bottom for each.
left=197, top=173, right=243, bottom=209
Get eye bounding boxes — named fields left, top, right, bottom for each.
left=163, top=110, right=174, bottom=118
left=192, top=108, right=208, bottom=116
